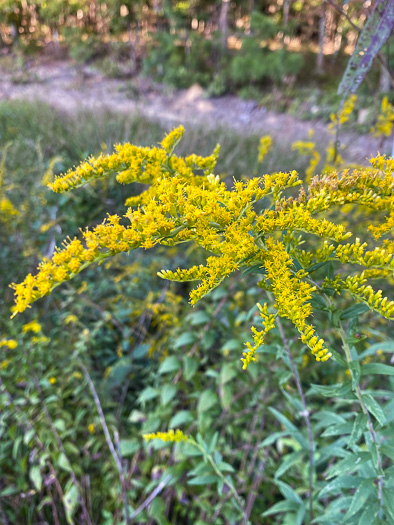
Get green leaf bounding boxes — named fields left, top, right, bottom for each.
left=119, top=439, right=140, bottom=457
left=187, top=474, right=218, bottom=485
left=29, top=465, right=42, bottom=491
left=359, top=502, right=379, bottom=525
left=295, top=503, right=306, bottom=525
left=57, top=453, right=72, bottom=473
left=269, top=407, right=297, bottom=432
left=149, top=497, right=171, bottom=525
left=342, top=478, right=375, bottom=521
left=308, top=382, right=352, bottom=398
left=262, top=500, right=300, bottom=516
left=326, top=452, right=371, bottom=479
left=242, top=263, right=266, bottom=276
left=160, top=384, right=177, bottom=406
left=158, top=356, right=181, bottom=374
left=361, top=363, right=394, bottom=376
left=188, top=463, right=212, bottom=477
left=197, top=390, right=218, bottom=415
left=340, top=303, right=369, bottom=320
left=64, top=484, right=79, bottom=525
left=383, top=488, right=394, bottom=523
left=220, top=384, right=233, bottom=410
left=319, top=475, right=363, bottom=498
left=23, top=429, right=35, bottom=446
left=267, top=409, right=308, bottom=449
left=348, top=413, right=368, bottom=447
left=321, top=423, right=353, bottom=437
left=217, top=461, right=235, bottom=473
left=138, top=386, right=159, bottom=403
left=183, top=356, right=198, bottom=381
left=220, top=363, right=237, bottom=385
left=53, top=418, right=66, bottom=432
left=260, top=431, right=297, bottom=448
left=188, top=311, right=211, bottom=325
left=276, top=480, right=302, bottom=504
left=381, top=444, right=394, bottom=461
left=362, top=394, right=386, bottom=425
left=275, top=451, right=303, bottom=479
left=174, top=332, right=196, bottom=348
left=133, top=343, right=150, bottom=359
left=169, top=410, right=194, bottom=428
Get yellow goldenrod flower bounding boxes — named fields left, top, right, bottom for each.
left=143, top=429, right=188, bottom=443
left=0, top=338, right=18, bottom=349
left=258, top=135, right=273, bottom=163
left=49, top=377, right=56, bottom=384
left=371, top=96, right=394, bottom=138
left=22, top=320, right=41, bottom=333
left=88, top=423, right=95, bottom=434
left=64, top=314, right=78, bottom=325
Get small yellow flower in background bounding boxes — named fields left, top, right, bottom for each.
left=371, top=96, right=394, bottom=138
left=258, top=135, right=273, bottom=163
left=143, top=429, right=188, bottom=443
left=77, top=281, right=88, bottom=294
left=0, top=360, right=10, bottom=370
left=0, top=197, right=18, bottom=218
left=39, top=221, right=56, bottom=233
left=64, top=314, right=78, bottom=325
left=0, top=338, right=18, bottom=349
left=49, top=377, right=56, bottom=384
left=88, top=423, right=95, bottom=434
left=32, top=336, right=50, bottom=344
left=73, top=371, right=82, bottom=379
left=22, top=320, right=41, bottom=333
left=329, top=94, right=357, bottom=129
left=345, top=369, right=352, bottom=378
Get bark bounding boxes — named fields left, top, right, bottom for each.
left=317, top=1, right=326, bottom=73
left=218, top=0, right=230, bottom=50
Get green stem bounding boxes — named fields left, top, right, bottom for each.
left=190, top=440, right=249, bottom=524
left=337, top=322, right=384, bottom=508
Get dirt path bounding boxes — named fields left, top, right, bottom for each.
left=0, top=58, right=390, bottom=162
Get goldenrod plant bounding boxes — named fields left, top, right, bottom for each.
left=5, top=122, right=394, bottom=524
left=11, top=127, right=394, bottom=363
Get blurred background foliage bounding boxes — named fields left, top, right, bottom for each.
left=0, top=0, right=393, bottom=111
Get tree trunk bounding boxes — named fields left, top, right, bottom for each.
left=283, top=0, right=290, bottom=29
left=379, top=60, right=391, bottom=93
left=218, top=0, right=230, bottom=50
left=317, top=2, right=326, bottom=73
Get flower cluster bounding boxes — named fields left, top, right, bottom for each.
left=329, top=94, right=357, bottom=129
left=143, top=429, right=189, bottom=443
left=258, top=135, right=273, bottom=163
left=241, top=303, right=276, bottom=369
left=371, top=96, right=394, bottom=138
left=11, top=127, right=394, bottom=367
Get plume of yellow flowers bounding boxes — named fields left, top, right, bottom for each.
left=10, top=127, right=394, bottom=368
left=329, top=94, right=357, bottom=129
left=371, top=96, right=394, bottom=138
left=143, top=429, right=188, bottom=443
left=258, top=135, right=273, bottom=163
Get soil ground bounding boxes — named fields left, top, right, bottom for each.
left=0, top=57, right=391, bottom=162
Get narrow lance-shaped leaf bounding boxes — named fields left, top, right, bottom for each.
left=338, top=0, right=394, bottom=99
